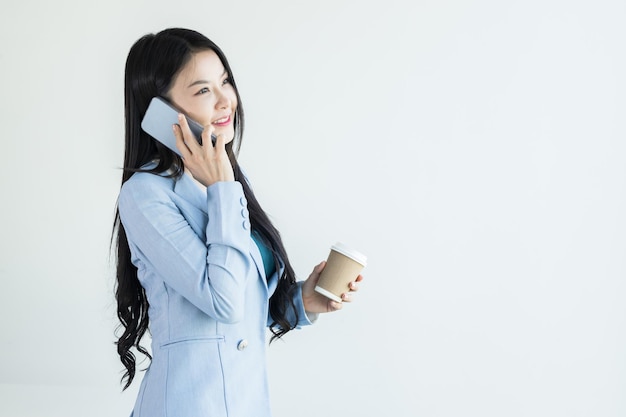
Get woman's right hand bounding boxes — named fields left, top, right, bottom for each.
left=173, top=113, right=234, bottom=187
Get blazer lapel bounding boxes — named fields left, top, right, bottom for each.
left=249, top=240, right=269, bottom=293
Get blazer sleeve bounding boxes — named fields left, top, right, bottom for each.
left=119, top=176, right=252, bottom=324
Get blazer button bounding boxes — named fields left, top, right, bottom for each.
left=242, top=220, right=250, bottom=230
left=237, top=339, right=249, bottom=351
left=241, top=208, right=249, bottom=218
left=240, top=196, right=247, bottom=206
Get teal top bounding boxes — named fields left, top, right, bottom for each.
left=252, top=232, right=276, bottom=279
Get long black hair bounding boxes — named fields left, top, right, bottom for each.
left=112, top=28, right=299, bottom=390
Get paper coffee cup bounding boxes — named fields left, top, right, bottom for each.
left=314, top=242, right=367, bottom=303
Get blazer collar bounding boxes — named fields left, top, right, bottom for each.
left=140, top=161, right=208, bottom=213
left=173, top=171, right=209, bottom=213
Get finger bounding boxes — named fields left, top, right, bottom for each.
left=349, top=281, right=360, bottom=292
left=306, top=261, right=326, bottom=284
left=307, top=261, right=325, bottom=279
left=201, top=124, right=216, bottom=149
left=177, top=114, right=201, bottom=151
left=173, top=124, right=191, bottom=158
left=341, top=292, right=353, bottom=302
left=355, top=274, right=364, bottom=282
left=214, top=132, right=227, bottom=150
left=329, top=300, right=343, bottom=311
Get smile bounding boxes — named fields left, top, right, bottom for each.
left=212, top=115, right=231, bottom=126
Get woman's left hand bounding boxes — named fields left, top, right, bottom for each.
left=301, top=261, right=364, bottom=313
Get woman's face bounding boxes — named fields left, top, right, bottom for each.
left=168, top=49, right=238, bottom=143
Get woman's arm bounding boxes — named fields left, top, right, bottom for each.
left=119, top=175, right=252, bottom=323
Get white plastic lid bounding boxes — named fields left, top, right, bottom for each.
left=331, top=242, right=367, bottom=266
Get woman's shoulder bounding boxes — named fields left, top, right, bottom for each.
left=119, top=167, right=179, bottom=207
left=124, top=168, right=176, bottom=188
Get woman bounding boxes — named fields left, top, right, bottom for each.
left=112, top=28, right=363, bottom=417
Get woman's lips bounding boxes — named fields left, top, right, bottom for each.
left=212, top=115, right=231, bottom=127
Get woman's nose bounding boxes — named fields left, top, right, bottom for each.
left=215, top=91, right=231, bottom=109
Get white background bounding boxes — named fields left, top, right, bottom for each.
left=1, top=0, right=625, bottom=416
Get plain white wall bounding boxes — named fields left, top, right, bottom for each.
left=1, top=0, right=625, bottom=416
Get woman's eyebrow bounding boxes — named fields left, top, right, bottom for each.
left=187, top=70, right=227, bottom=88
left=187, top=79, right=209, bottom=88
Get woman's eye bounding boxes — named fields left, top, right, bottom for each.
left=197, top=87, right=210, bottom=95
left=222, top=77, right=231, bottom=85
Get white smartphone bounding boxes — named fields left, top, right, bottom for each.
left=141, top=97, right=216, bottom=156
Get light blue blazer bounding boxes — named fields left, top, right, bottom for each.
left=118, top=168, right=314, bottom=417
